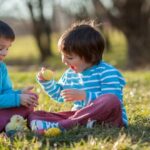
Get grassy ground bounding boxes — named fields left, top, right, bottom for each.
left=0, top=70, right=149, bottom=150
left=0, top=31, right=149, bottom=149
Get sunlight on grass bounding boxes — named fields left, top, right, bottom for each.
left=5, top=33, right=61, bottom=65
left=6, top=35, right=40, bottom=61
left=0, top=70, right=148, bottom=149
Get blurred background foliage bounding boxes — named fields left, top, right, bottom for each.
left=0, top=0, right=150, bottom=70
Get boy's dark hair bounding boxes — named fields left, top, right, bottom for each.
left=0, top=20, right=15, bottom=41
left=58, top=21, right=105, bottom=65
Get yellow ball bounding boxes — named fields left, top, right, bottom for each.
left=42, top=69, right=53, bottom=80
left=44, top=128, right=62, bottom=137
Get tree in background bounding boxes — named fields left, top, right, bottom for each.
left=92, top=0, right=150, bottom=68
left=1, top=0, right=149, bottom=68
left=26, top=0, right=52, bottom=62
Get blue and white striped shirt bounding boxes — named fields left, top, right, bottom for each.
left=38, top=61, right=128, bottom=126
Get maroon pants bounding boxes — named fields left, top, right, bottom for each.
left=29, top=94, right=124, bottom=130
left=0, top=106, right=33, bottom=132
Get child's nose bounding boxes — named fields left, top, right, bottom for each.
left=62, top=58, right=68, bottom=66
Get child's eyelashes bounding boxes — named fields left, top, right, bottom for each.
left=63, top=55, right=73, bottom=60
left=67, top=57, right=73, bottom=60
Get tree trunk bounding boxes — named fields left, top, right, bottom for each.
left=127, top=35, right=150, bottom=69
left=92, top=0, right=150, bottom=69
left=27, top=0, right=52, bottom=62
left=34, top=21, right=52, bottom=62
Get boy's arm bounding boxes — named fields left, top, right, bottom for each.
left=0, top=63, right=21, bottom=108
left=0, top=94, right=20, bottom=108
left=1, top=63, right=21, bottom=94
left=99, top=69, right=126, bottom=101
left=38, top=80, right=64, bottom=102
left=85, top=69, right=126, bottom=104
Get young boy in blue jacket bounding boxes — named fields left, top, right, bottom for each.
left=0, top=20, right=38, bottom=132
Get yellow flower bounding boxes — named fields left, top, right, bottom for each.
left=44, top=128, right=62, bottom=137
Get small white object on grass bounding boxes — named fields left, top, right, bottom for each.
left=86, top=119, right=96, bottom=128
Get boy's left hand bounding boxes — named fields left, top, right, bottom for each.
left=21, top=86, right=34, bottom=94
left=21, top=86, right=39, bottom=101
left=61, top=89, right=86, bottom=101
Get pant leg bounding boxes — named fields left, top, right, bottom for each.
left=60, top=94, right=124, bottom=129
left=28, top=110, right=76, bottom=130
left=28, top=110, right=75, bottom=122
left=0, top=106, right=33, bottom=132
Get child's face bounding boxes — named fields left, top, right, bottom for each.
left=61, top=51, right=92, bottom=73
left=0, top=37, right=12, bottom=61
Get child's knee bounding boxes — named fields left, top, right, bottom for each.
left=95, top=94, right=121, bottom=110
left=107, top=95, right=121, bottom=111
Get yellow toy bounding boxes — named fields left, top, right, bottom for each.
left=44, top=128, right=62, bottom=137
left=42, top=69, right=54, bottom=80
left=5, top=115, right=28, bottom=132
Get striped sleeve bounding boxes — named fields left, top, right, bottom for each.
left=100, top=68, right=126, bottom=101
left=37, top=73, right=66, bottom=103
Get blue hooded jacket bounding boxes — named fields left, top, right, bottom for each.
left=0, top=62, right=21, bottom=108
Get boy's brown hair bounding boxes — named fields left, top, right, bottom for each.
left=0, top=20, right=15, bottom=41
left=58, top=21, right=105, bottom=65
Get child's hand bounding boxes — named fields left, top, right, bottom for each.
left=37, top=67, right=45, bottom=81
left=20, top=93, right=38, bottom=108
left=37, top=67, right=54, bottom=81
left=21, top=86, right=34, bottom=94
left=60, top=89, right=86, bottom=102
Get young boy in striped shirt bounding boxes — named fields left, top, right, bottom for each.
left=29, top=21, right=128, bottom=132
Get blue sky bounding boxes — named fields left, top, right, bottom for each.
left=0, top=0, right=30, bottom=19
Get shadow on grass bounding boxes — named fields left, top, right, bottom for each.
left=23, top=121, right=149, bottom=149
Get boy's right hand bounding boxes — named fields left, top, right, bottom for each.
left=20, top=93, right=38, bottom=108
left=37, top=67, right=54, bottom=81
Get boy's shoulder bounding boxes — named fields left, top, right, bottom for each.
left=99, top=61, right=125, bottom=79
left=0, top=61, right=7, bottom=69
left=98, top=61, right=118, bottom=71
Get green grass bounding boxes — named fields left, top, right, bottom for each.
left=5, top=34, right=62, bottom=67
left=0, top=70, right=149, bottom=150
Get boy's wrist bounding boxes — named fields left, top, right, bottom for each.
left=17, top=94, right=22, bottom=106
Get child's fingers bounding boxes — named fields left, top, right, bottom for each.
left=61, top=92, right=70, bottom=97
left=27, top=99, right=38, bottom=107
left=63, top=97, right=73, bottom=101
left=26, top=86, right=34, bottom=91
left=37, top=72, right=44, bottom=81
left=41, top=67, right=46, bottom=72
left=61, top=89, right=72, bottom=95
left=29, top=95, right=39, bottom=104
left=61, top=94, right=75, bottom=101
left=30, top=94, right=38, bottom=100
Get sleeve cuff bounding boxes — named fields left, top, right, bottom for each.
left=16, top=94, right=21, bottom=107
left=85, top=91, right=91, bottom=105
